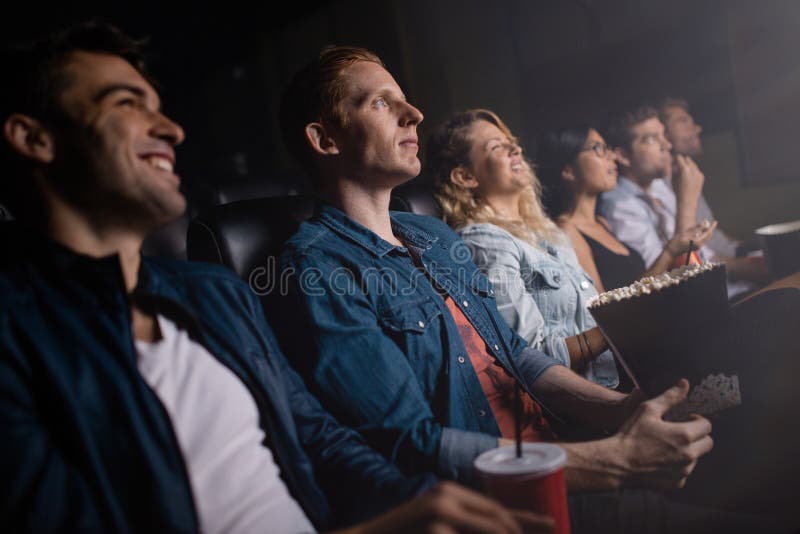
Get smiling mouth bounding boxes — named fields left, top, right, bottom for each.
left=142, top=155, right=174, bottom=173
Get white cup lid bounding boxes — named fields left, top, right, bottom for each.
left=755, top=220, right=800, bottom=236
left=474, top=443, right=566, bottom=477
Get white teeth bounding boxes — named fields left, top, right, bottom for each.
left=145, top=156, right=174, bottom=173
left=511, top=164, right=522, bottom=172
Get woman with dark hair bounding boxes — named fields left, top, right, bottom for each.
left=429, top=110, right=619, bottom=389
left=537, top=126, right=714, bottom=292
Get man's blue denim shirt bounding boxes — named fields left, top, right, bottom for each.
left=273, top=204, right=561, bottom=483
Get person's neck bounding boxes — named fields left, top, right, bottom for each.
left=319, top=179, right=402, bottom=246
left=567, top=190, right=599, bottom=225
left=45, top=201, right=145, bottom=293
left=485, top=193, right=521, bottom=221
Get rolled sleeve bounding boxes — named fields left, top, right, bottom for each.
left=514, top=346, right=562, bottom=388
left=439, top=428, right=499, bottom=483
left=544, top=336, right=572, bottom=368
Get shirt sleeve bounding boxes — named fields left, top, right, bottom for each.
left=599, top=194, right=665, bottom=268
left=272, top=252, right=498, bottom=485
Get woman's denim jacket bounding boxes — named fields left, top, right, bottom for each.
left=457, top=223, right=619, bottom=388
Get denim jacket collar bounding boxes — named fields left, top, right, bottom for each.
left=316, top=203, right=439, bottom=257
left=9, top=223, right=187, bottom=304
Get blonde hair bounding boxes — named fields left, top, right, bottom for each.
left=428, top=109, right=564, bottom=247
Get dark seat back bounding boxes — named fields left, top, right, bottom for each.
left=186, top=195, right=315, bottom=280
left=390, top=180, right=441, bottom=218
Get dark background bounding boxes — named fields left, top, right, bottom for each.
left=4, top=0, right=800, bottom=254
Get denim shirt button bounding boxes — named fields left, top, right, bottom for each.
left=417, top=320, right=425, bottom=328
left=493, top=344, right=500, bottom=351
left=580, top=280, right=589, bottom=290
left=462, top=300, right=469, bottom=308
left=478, top=409, right=486, bottom=417
left=458, top=356, right=466, bottom=363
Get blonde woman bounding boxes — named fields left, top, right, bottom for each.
left=429, top=109, right=620, bottom=389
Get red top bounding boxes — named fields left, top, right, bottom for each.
left=443, top=296, right=555, bottom=442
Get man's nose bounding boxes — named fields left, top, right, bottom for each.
left=151, top=111, right=185, bottom=146
left=399, top=101, right=423, bottom=127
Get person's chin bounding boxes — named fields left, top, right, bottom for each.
left=152, top=191, right=187, bottom=222
left=405, top=160, right=422, bottom=179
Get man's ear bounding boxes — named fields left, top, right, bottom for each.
left=450, top=166, right=479, bottom=189
left=614, top=147, right=630, bottom=168
left=304, top=122, right=340, bottom=156
left=3, top=114, right=55, bottom=164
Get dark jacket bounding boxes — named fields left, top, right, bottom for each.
left=0, top=224, right=433, bottom=533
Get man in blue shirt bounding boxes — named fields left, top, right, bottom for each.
left=271, top=46, right=782, bottom=533
left=0, top=22, right=551, bottom=534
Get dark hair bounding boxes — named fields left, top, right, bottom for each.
left=0, top=20, right=150, bottom=217
left=278, top=45, right=384, bottom=179
left=604, top=105, right=658, bottom=152
left=658, top=97, right=690, bottom=124
left=536, top=125, right=592, bottom=218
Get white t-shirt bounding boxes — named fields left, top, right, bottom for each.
left=135, top=315, right=315, bottom=534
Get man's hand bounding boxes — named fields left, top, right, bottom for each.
left=672, top=155, right=705, bottom=203
left=672, top=155, right=706, bottom=234
left=614, top=379, right=714, bottom=490
left=339, top=481, right=554, bottom=534
left=666, top=219, right=718, bottom=257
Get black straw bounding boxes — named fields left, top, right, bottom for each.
left=685, top=240, right=695, bottom=266
left=514, top=383, right=522, bottom=458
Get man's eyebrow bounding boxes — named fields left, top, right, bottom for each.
left=93, top=84, right=161, bottom=110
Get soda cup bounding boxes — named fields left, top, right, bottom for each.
left=474, top=443, right=570, bottom=534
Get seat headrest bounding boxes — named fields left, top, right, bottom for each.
left=186, top=195, right=315, bottom=279
left=390, top=181, right=441, bottom=218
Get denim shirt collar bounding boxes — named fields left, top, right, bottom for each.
left=316, top=203, right=439, bottom=257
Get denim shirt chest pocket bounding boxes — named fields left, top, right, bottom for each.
left=377, top=296, right=443, bottom=397
left=528, top=261, right=577, bottom=333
